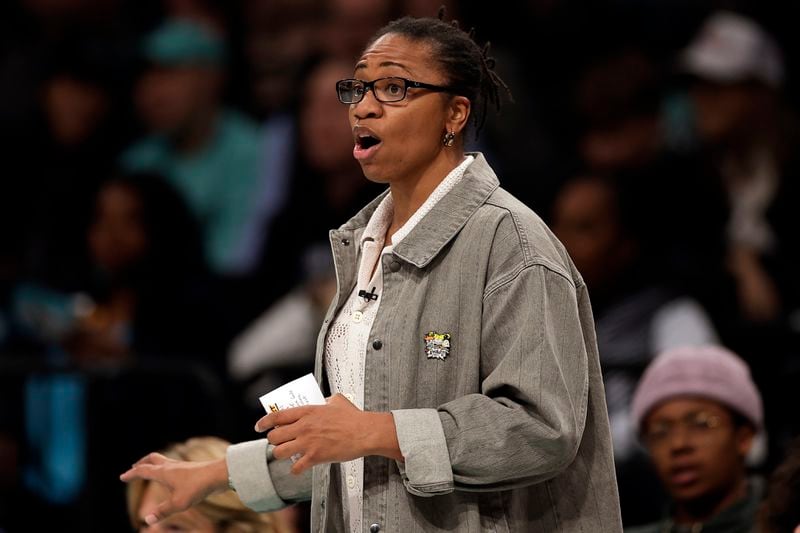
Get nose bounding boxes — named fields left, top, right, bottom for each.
left=667, top=425, right=694, bottom=453
left=352, top=87, right=382, bottom=120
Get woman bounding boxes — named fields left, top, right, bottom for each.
left=68, top=172, right=221, bottom=364
left=122, top=11, right=622, bottom=532
left=127, top=437, right=291, bottom=532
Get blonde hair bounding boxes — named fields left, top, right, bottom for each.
left=126, top=436, right=289, bottom=533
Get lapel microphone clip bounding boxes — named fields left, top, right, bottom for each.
left=358, top=287, right=378, bottom=302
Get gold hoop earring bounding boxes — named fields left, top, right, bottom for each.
left=443, top=131, right=456, bottom=147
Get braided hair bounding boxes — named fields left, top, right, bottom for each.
left=365, top=7, right=513, bottom=139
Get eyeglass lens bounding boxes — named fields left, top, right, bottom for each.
left=644, top=411, right=723, bottom=445
left=337, top=78, right=407, bottom=103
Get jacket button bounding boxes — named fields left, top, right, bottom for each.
left=369, top=524, right=381, bottom=533
left=341, top=238, right=350, bottom=246
left=389, top=260, right=401, bottom=272
left=372, top=340, right=383, bottom=350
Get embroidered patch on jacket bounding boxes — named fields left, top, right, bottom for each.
left=424, top=331, right=451, bottom=360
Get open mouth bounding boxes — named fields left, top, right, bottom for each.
left=353, top=129, right=383, bottom=161
left=669, top=465, right=700, bottom=487
left=357, top=135, right=381, bottom=149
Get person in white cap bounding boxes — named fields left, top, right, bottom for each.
left=681, top=10, right=800, bottom=325
left=627, top=345, right=764, bottom=533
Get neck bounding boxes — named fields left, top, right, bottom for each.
left=673, top=476, right=748, bottom=526
left=387, top=149, right=465, bottom=240
left=171, top=107, right=219, bottom=154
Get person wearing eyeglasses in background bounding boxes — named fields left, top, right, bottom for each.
left=627, top=346, right=764, bottom=533
left=121, top=9, right=623, bottom=532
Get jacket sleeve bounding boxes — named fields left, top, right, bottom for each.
left=393, top=264, right=590, bottom=495
left=226, top=439, right=313, bottom=511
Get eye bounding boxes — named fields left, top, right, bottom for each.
left=385, top=82, right=403, bottom=96
left=353, top=85, right=365, bottom=97
left=645, top=423, right=670, bottom=441
left=689, top=412, right=719, bottom=430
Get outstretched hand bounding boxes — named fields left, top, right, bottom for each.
left=255, top=393, right=403, bottom=475
left=119, top=453, right=228, bottom=525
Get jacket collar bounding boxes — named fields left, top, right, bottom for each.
left=336, top=152, right=499, bottom=268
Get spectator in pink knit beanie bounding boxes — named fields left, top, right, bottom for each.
left=627, top=345, right=763, bottom=533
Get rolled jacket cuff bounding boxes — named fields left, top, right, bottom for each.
left=391, top=408, right=454, bottom=496
left=226, top=439, right=286, bottom=512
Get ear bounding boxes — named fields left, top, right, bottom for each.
left=446, top=95, right=471, bottom=135
left=735, top=424, right=756, bottom=458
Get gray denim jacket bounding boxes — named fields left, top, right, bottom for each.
left=227, top=153, right=623, bottom=532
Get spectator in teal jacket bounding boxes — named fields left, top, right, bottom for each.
left=122, top=18, right=264, bottom=276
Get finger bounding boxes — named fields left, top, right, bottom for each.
left=291, top=453, right=314, bottom=475
left=266, top=424, right=299, bottom=446
left=255, top=406, right=314, bottom=432
left=146, top=498, right=181, bottom=525
left=254, top=414, right=273, bottom=433
left=272, top=440, right=303, bottom=462
left=120, top=464, right=163, bottom=483
left=133, top=452, right=169, bottom=467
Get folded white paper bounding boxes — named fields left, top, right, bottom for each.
left=259, top=373, right=326, bottom=414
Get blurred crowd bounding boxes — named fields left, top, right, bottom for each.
left=0, top=0, right=799, bottom=531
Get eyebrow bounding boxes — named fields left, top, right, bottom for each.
left=354, top=60, right=413, bottom=75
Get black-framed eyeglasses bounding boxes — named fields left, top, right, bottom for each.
left=336, top=77, right=456, bottom=104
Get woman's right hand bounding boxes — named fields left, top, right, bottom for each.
left=120, top=452, right=229, bottom=525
